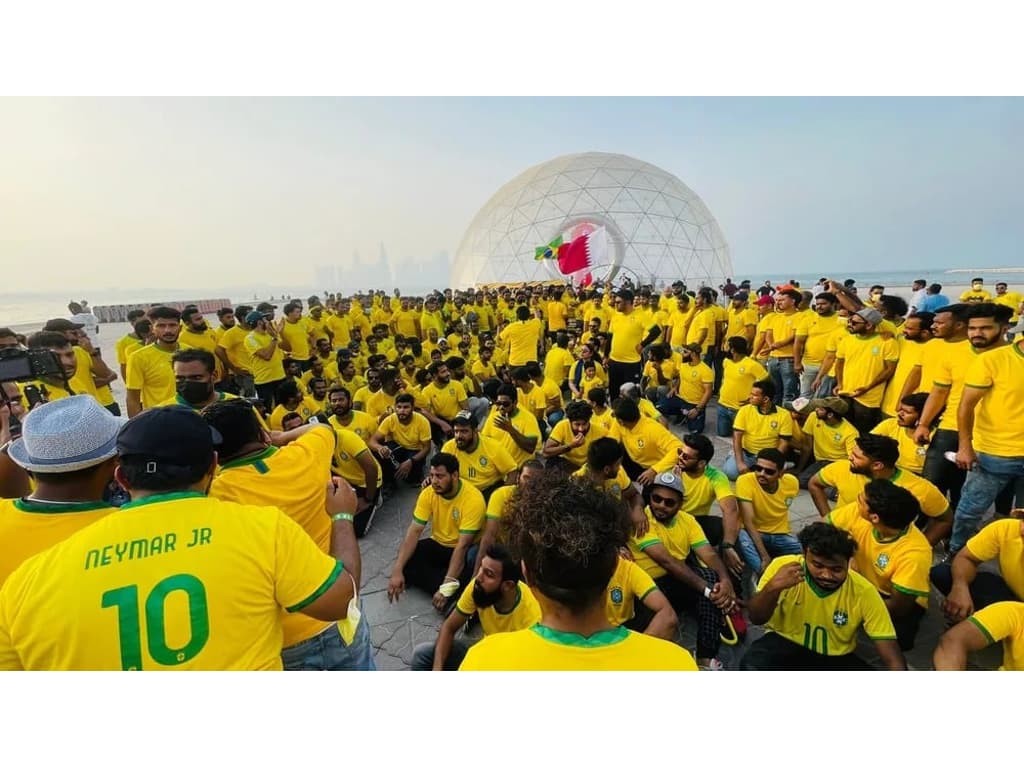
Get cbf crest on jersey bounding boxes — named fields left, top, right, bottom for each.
left=832, top=610, right=849, bottom=627
left=610, top=587, right=623, bottom=604
left=874, top=553, right=890, bottom=570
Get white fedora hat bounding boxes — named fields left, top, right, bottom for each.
left=8, top=395, right=126, bottom=473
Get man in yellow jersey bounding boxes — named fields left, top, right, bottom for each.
left=178, top=307, right=224, bottom=385
left=411, top=543, right=542, bottom=671
left=442, top=412, right=517, bottom=501
left=476, top=460, right=543, bottom=563
left=606, top=289, right=662, bottom=399
left=201, top=399, right=371, bottom=670
left=673, top=435, right=742, bottom=569
left=832, top=307, right=898, bottom=433
left=932, top=516, right=1024, bottom=623
left=871, top=392, right=930, bottom=475
left=388, top=452, right=485, bottom=612
left=126, top=306, right=189, bottom=417
left=419, top=295, right=446, bottom=340
left=793, top=292, right=843, bottom=399
left=611, top=397, right=683, bottom=485
left=734, top=448, right=802, bottom=576
left=911, top=303, right=971, bottom=514
left=367, top=392, right=432, bottom=487
left=543, top=398, right=607, bottom=473
left=934, top=600, right=1024, bottom=670
left=543, top=331, right=575, bottom=389
left=792, top=397, right=859, bottom=487
left=278, top=301, right=315, bottom=369
left=419, top=360, right=470, bottom=447
left=498, top=305, right=543, bottom=368
left=216, top=305, right=256, bottom=398
left=0, top=406, right=358, bottom=671
left=481, top=384, right=541, bottom=469
left=656, top=342, right=713, bottom=432
left=213, top=306, right=236, bottom=344
left=808, top=433, right=952, bottom=545
left=740, top=522, right=906, bottom=670
left=717, top=336, right=768, bottom=438
left=762, top=287, right=802, bottom=405
left=993, top=281, right=1023, bottom=336
left=2, top=397, right=121, bottom=586
left=877, top=311, right=933, bottom=419
left=459, top=470, right=697, bottom=670
left=948, top=304, right=1022, bottom=554
left=244, top=306, right=287, bottom=411
left=959, top=277, right=991, bottom=304
left=572, top=437, right=646, bottom=535
left=685, top=289, right=718, bottom=367
left=116, top=309, right=148, bottom=380
left=725, top=378, right=793, bottom=481
left=42, top=318, right=118, bottom=411
left=327, top=385, right=378, bottom=441
left=629, top=471, right=736, bottom=669
left=545, top=290, right=570, bottom=343
left=391, top=297, right=421, bottom=341
left=827, top=480, right=931, bottom=650
left=23, top=332, right=86, bottom=402
left=723, top=291, right=758, bottom=350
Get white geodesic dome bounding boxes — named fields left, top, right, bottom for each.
left=451, top=152, right=733, bottom=289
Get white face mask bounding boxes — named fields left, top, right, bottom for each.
left=336, top=571, right=361, bottom=645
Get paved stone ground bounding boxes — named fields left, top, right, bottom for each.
left=358, top=402, right=1004, bottom=671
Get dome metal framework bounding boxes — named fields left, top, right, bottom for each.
left=451, top=152, right=733, bottom=289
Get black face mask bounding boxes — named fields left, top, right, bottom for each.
left=177, top=379, right=213, bottom=405
left=472, top=581, right=501, bottom=608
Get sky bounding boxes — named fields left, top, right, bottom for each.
left=1, top=97, right=1022, bottom=298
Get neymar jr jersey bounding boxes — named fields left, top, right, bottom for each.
left=454, top=581, right=541, bottom=636
left=630, top=507, right=709, bottom=579
left=459, top=624, right=698, bottom=671
left=0, top=498, right=115, bottom=587
left=0, top=493, right=342, bottom=671
left=412, top=480, right=486, bottom=548
left=757, top=555, right=897, bottom=656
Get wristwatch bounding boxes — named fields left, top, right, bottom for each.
left=720, top=542, right=735, bottom=550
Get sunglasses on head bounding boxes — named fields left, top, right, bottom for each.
left=753, top=465, right=777, bottom=475
left=650, top=493, right=679, bottom=506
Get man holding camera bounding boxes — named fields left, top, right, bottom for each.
left=244, top=303, right=287, bottom=410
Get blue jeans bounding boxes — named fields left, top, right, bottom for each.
left=724, top=449, right=757, bottom=481
left=657, top=396, right=706, bottom=433
left=411, top=638, right=471, bottom=671
left=949, top=453, right=1024, bottom=553
left=547, top=410, right=565, bottom=427
left=280, top=602, right=377, bottom=671
left=716, top=404, right=737, bottom=438
left=737, top=531, right=804, bottom=573
left=767, top=357, right=798, bottom=405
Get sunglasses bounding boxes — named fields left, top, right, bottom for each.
left=650, top=493, right=680, bottom=506
left=753, top=465, right=778, bottom=475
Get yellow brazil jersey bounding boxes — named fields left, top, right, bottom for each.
left=329, top=409, right=379, bottom=442
left=244, top=331, right=285, bottom=385
left=269, top=401, right=316, bottom=431
left=604, top=556, right=658, bottom=626
left=0, top=499, right=115, bottom=587
left=68, top=346, right=102, bottom=402
left=480, top=406, right=542, bottom=468
left=338, top=373, right=366, bottom=393
left=279, top=318, right=312, bottom=361
left=766, top=311, right=801, bottom=358
left=616, top=416, right=683, bottom=473
left=796, top=312, right=843, bottom=366
left=962, top=342, right=1024, bottom=457
left=733, top=404, right=794, bottom=454
left=412, top=480, right=486, bottom=548
left=441, top=435, right=518, bottom=492
left=871, top=418, right=927, bottom=474
left=667, top=306, right=694, bottom=347
left=420, top=379, right=468, bottom=421
left=608, top=311, right=648, bottom=364
left=126, top=344, right=180, bottom=408
left=835, top=334, right=899, bottom=408
left=725, top=306, right=758, bottom=344
left=116, top=334, right=144, bottom=371
left=685, top=308, right=716, bottom=351
left=0, top=492, right=342, bottom=671
left=330, top=427, right=382, bottom=489
left=543, top=346, right=575, bottom=383
left=485, top=484, right=516, bottom=525
left=305, top=316, right=330, bottom=343
left=459, top=624, right=698, bottom=671
left=913, top=337, right=946, bottom=397
left=802, top=412, right=859, bottom=462
left=959, top=288, right=992, bottom=303
left=572, top=465, right=632, bottom=500
left=499, top=319, right=543, bottom=367
left=931, top=339, right=980, bottom=432
left=993, top=291, right=1023, bottom=323
left=968, top=601, right=1024, bottom=671
left=880, top=337, right=927, bottom=417
left=327, top=314, right=352, bottom=347
left=209, top=428, right=336, bottom=647
left=471, top=359, right=497, bottom=382
left=377, top=412, right=431, bottom=450
left=454, top=581, right=541, bottom=637
left=364, top=389, right=397, bottom=423
left=546, top=301, right=569, bottom=332
left=583, top=303, right=611, bottom=331
left=548, top=418, right=608, bottom=468
left=735, top=472, right=798, bottom=535
left=875, top=318, right=899, bottom=339
left=643, top=357, right=678, bottom=387
left=676, top=361, right=714, bottom=404
left=217, top=325, right=252, bottom=374
left=828, top=503, right=931, bottom=609
left=719, top=356, right=768, bottom=410
left=630, top=507, right=709, bottom=579
left=179, top=327, right=224, bottom=379
left=964, top=520, right=1024, bottom=601
left=680, top=466, right=734, bottom=518
left=757, top=555, right=897, bottom=656
left=815, top=462, right=948, bottom=518
left=391, top=309, right=419, bottom=339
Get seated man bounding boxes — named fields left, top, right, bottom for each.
left=459, top=470, right=697, bottom=671
left=571, top=438, right=644, bottom=529
left=368, top=393, right=432, bottom=487
left=411, top=543, right=541, bottom=671
left=808, top=433, right=951, bottom=545
left=791, top=397, right=859, bottom=488
left=612, top=397, right=682, bottom=485
left=736, top=448, right=802, bottom=576
left=673, top=434, right=742, bottom=568
left=629, top=471, right=737, bottom=669
left=477, top=460, right=543, bottom=561
left=931, top=516, right=1024, bottom=624
left=480, top=384, right=541, bottom=469
left=933, top=601, right=1024, bottom=671
left=827, top=480, right=931, bottom=651
left=654, top=343, right=713, bottom=433
left=724, top=378, right=793, bottom=481
left=388, top=453, right=485, bottom=612
left=441, top=411, right=517, bottom=501
left=740, top=522, right=906, bottom=671
left=543, top=399, right=608, bottom=473
left=329, top=421, right=382, bottom=538
left=870, top=392, right=930, bottom=475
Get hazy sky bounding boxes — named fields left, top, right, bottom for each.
left=1, top=97, right=1021, bottom=296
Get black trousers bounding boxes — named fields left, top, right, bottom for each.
left=891, top=602, right=926, bottom=651
left=922, top=429, right=966, bottom=511
left=378, top=443, right=426, bottom=488
left=255, top=378, right=285, bottom=411
left=930, top=562, right=1021, bottom=608
left=740, top=631, right=873, bottom=671
left=403, top=538, right=475, bottom=597
left=607, top=360, right=642, bottom=403
left=842, top=397, right=881, bottom=434
left=649, top=566, right=722, bottom=659
left=695, top=515, right=724, bottom=547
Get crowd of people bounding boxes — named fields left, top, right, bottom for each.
left=0, top=273, right=1022, bottom=671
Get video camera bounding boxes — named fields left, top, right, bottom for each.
left=0, top=348, right=64, bottom=384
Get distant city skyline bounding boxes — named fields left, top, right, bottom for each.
left=1, top=97, right=1021, bottom=295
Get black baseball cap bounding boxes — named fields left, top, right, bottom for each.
left=117, top=407, right=223, bottom=468
left=43, top=318, right=84, bottom=332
